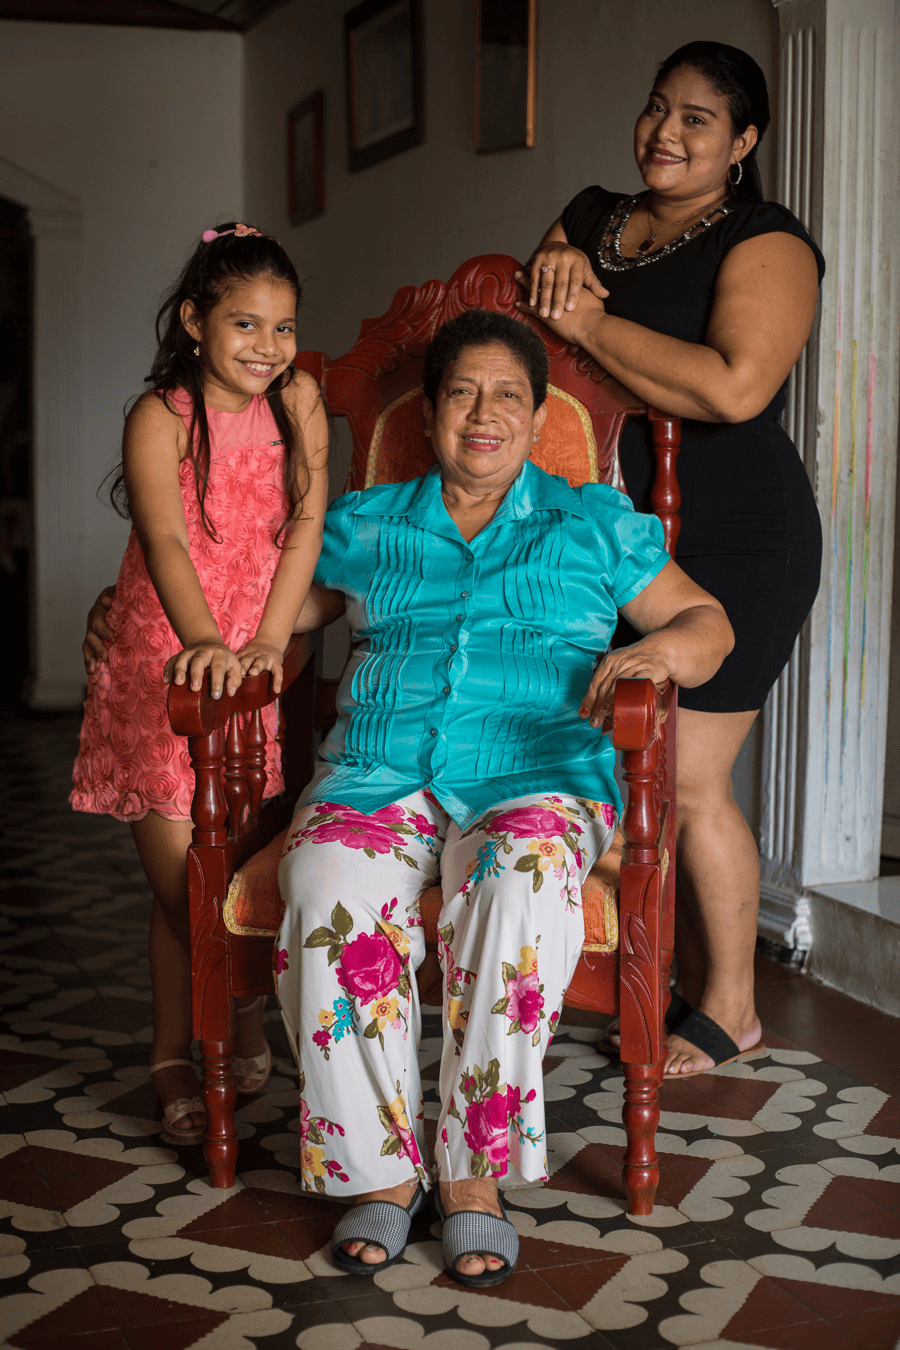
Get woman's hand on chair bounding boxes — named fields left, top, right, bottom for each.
left=517, top=283, right=607, bottom=346
left=579, top=641, right=672, bottom=728
left=164, top=640, right=243, bottom=700
left=235, top=639, right=286, bottom=695
left=82, top=586, right=116, bottom=673
left=514, top=241, right=608, bottom=321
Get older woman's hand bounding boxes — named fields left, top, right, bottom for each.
left=514, top=241, right=608, bottom=322
left=579, top=640, right=673, bottom=728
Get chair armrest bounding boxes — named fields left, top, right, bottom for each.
left=167, top=633, right=315, bottom=737
left=608, top=677, right=673, bottom=752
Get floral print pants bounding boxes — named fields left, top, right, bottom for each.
left=275, top=790, right=615, bottom=1196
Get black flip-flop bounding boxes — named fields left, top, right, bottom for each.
left=331, top=1183, right=427, bottom=1275
left=435, top=1189, right=518, bottom=1288
left=664, top=1008, right=766, bottom=1078
left=598, top=990, right=693, bottom=1056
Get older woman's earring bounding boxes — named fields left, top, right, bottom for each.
left=728, top=160, right=743, bottom=187
left=534, top=435, right=541, bottom=443
left=193, top=344, right=201, bottom=357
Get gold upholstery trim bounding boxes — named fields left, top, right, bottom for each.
left=224, top=873, right=280, bottom=939
left=364, top=382, right=599, bottom=489
left=582, top=882, right=619, bottom=954
left=366, top=386, right=424, bottom=490
left=547, top=384, right=599, bottom=482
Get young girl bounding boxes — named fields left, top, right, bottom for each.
left=71, top=223, right=328, bottom=1143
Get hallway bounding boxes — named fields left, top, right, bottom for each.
left=1, top=713, right=899, bottom=1350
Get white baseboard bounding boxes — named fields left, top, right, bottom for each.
left=758, top=884, right=813, bottom=954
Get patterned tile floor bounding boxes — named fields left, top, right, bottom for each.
left=1, top=712, right=900, bottom=1350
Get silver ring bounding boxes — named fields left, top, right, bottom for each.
left=540, top=265, right=555, bottom=273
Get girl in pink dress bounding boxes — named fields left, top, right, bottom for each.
left=71, top=223, right=328, bottom=1143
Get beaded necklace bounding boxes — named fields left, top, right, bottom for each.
left=598, top=194, right=734, bottom=272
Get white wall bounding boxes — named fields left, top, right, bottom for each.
left=0, top=19, right=244, bottom=700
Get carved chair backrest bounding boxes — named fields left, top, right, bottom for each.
left=296, top=254, right=680, bottom=552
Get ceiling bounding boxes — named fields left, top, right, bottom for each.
left=0, top=0, right=290, bottom=31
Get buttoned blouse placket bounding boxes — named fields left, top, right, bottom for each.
left=417, top=498, right=496, bottom=793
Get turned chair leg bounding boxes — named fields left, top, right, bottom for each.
left=622, top=1060, right=661, bottom=1215
left=201, top=1038, right=238, bottom=1189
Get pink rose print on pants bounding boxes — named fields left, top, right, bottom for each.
left=492, top=945, right=546, bottom=1045
left=283, top=801, right=434, bottom=865
left=463, top=1090, right=511, bottom=1169
left=450, top=1058, right=540, bottom=1177
left=487, top=806, right=574, bottom=839
left=337, top=931, right=401, bottom=1002
left=304, top=901, right=411, bottom=1056
left=504, top=970, right=544, bottom=1033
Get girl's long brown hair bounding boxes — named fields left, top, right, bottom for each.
left=108, top=223, right=308, bottom=544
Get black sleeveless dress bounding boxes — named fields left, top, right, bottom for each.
left=561, top=186, right=826, bottom=713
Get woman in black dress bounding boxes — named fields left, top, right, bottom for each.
left=517, top=41, right=824, bottom=1077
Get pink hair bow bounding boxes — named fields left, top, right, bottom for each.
left=201, top=223, right=262, bottom=243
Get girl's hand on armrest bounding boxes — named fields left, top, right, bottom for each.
left=164, top=640, right=242, bottom=700
left=83, top=586, right=116, bottom=673
left=235, top=639, right=286, bottom=695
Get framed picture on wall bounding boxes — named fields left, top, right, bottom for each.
left=476, top=0, right=537, bottom=153
left=345, top=0, right=423, bottom=172
left=288, top=90, right=325, bottom=225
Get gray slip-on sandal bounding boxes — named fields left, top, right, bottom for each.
left=331, top=1183, right=427, bottom=1275
left=434, top=1189, right=519, bottom=1288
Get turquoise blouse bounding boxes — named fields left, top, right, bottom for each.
left=299, top=461, right=669, bottom=827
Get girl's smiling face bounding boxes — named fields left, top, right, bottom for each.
left=181, top=275, right=298, bottom=410
left=633, top=64, right=756, bottom=203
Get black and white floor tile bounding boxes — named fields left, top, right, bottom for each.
left=1, top=713, right=899, bottom=1349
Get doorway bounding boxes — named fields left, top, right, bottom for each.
left=0, top=196, right=32, bottom=711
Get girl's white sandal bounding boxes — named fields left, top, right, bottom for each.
left=150, top=1058, right=206, bottom=1145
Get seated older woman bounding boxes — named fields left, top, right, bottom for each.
left=277, top=309, right=732, bottom=1288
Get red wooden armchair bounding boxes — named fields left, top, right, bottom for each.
left=168, top=254, right=681, bottom=1216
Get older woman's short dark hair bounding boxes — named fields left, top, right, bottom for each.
left=423, top=309, right=549, bottom=408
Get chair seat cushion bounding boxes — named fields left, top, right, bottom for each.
left=224, top=826, right=621, bottom=954
left=224, top=829, right=289, bottom=938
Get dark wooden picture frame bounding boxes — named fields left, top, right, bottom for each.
left=475, top=0, right=537, bottom=153
left=345, top=0, right=423, bottom=172
left=288, top=90, right=324, bottom=225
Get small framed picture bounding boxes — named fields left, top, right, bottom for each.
left=476, top=0, right=537, bottom=153
left=345, top=0, right=423, bottom=172
left=288, top=90, right=325, bottom=225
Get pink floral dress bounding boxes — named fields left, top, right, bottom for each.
left=71, top=393, right=289, bottom=822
